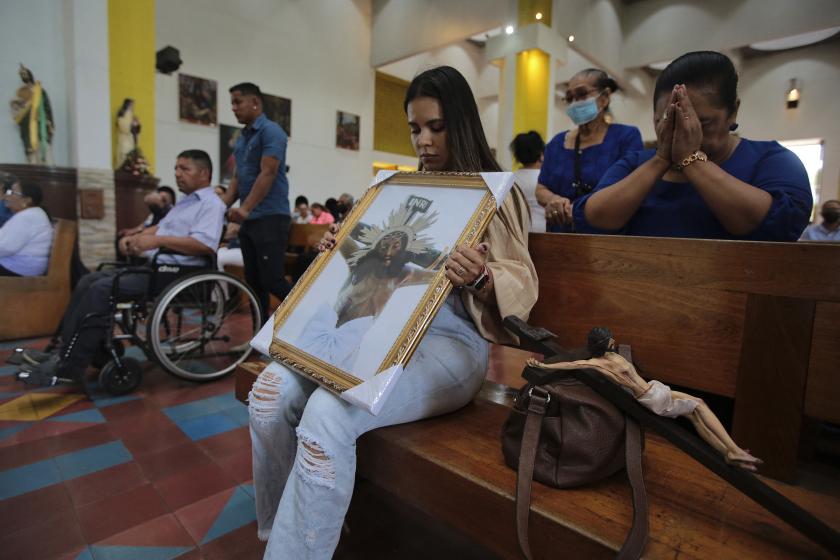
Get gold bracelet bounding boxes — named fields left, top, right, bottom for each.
left=675, top=150, right=708, bottom=171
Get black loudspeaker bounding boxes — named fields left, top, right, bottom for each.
left=156, top=46, right=182, bottom=75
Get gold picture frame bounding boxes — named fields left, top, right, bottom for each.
left=267, top=171, right=498, bottom=395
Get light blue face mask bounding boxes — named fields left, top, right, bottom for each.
left=566, top=94, right=602, bottom=126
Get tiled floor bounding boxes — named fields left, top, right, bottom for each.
left=0, top=337, right=264, bottom=560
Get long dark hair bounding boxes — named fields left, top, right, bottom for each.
left=404, top=66, right=501, bottom=172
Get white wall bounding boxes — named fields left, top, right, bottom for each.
left=621, top=0, right=840, bottom=68
left=0, top=0, right=70, bottom=166
left=738, top=42, right=840, bottom=201
left=371, top=0, right=508, bottom=67
left=64, top=0, right=111, bottom=169
left=156, top=0, right=378, bottom=204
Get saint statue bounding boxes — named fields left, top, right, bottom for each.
left=115, top=98, right=150, bottom=175
left=9, top=64, right=54, bottom=165
left=116, top=98, right=140, bottom=168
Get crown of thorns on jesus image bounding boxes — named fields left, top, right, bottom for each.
left=345, top=196, right=440, bottom=267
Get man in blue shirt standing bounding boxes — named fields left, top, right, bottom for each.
left=223, top=82, right=291, bottom=318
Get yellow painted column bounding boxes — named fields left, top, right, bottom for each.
left=512, top=0, right=552, bottom=141
left=108, top=0, right=155, bottom=172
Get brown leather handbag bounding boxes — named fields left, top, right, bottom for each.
left=501, top=371, right=648, bottom=559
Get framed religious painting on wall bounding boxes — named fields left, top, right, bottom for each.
left=263, top=93, right=291, bottom=137
left=251, top=170, right=514, bottom=414
left=336, top=110, right=360, bottom=150
left=178, top=74, right=218, bottom=126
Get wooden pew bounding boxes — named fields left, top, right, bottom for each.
left=0, top=219, right=77, bottom=340
left=235, top=367, right=839, bottom=559
left=527, top=233, right=840, bottom=480
left=234, top=232, right=840, bottom=557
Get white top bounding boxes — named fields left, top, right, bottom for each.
left=0, top=206, right=54, bottom=276
left=513, top=168, right=546, bottom=233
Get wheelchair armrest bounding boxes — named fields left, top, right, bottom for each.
left=97, top=261, right=126, bottom=271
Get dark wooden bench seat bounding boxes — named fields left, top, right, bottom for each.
left=234, top=232, right=840, bottom=557
left=235, top=364, right=838, bottom=558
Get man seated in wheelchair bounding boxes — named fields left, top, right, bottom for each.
left=15, top=149, right=226, bottom=387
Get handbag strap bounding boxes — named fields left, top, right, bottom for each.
left=617, top=417, right=648, bottom=559
left=515, top=386, right=549, bottom=560
left=514, top=388, right=649, bottom=560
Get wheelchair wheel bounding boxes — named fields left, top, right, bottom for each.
left=99, top=357, right=143, bottom=395
left=146, top=271, right=262, bottom=382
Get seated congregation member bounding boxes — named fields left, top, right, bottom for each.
left=536, top=69, right=642, bottom=231
left=291, top=195, right=310, bottom=224
left=249, top=65, right=537, bottom=559
left=800, top=199, right=840, bottom=242
left=324, top=197, right=340, bottom=221
left=308, top=202, right=335, bottom=224
left=0, top=174, right=15, bottom=227
left=18, top=150, right=225, bottom=384
left=574, top=51, right=812, bottom=240
left=0, top=179, right=53, bottom=277
left=511, top=130, right=547, bottom=232
left=336, top=192, right=354, bottom=221
left=117, top=185, right=176, bottom=238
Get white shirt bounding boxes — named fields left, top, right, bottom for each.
left=514, top=168, right=546, bottom=233
left=0, top=206, right=53, bottom=276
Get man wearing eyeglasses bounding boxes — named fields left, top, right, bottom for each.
left=535, top=69, right=642, bottom=232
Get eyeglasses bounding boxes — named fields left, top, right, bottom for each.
left=3, top=188, right=23, bottom=197
left=563, top=88, right=603, bottom=105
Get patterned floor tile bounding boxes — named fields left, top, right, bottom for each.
left=0, top=454, right=63, bottom=499
left=0, top=482, right=74, bottom=537
left=177, top=412, right=240, bottom=441
left=196, top=426, right=250, bottom=460
left=76, top=483, right=169, bottom=543
left=0, top=392, right=86, bottom=421
left=51, top=408, right=107, bottom=424
left=90, top=545, right=194, bottom=560
left=154, top=461, right=237, bottom=511
left=0, top=507, right=86, bottom=559
left=97, top=513, right=194, bottom=548
left=134, top=441, right=211, bottom=481
left=64, top=461, right=148, bottom=508
left=54, top=440, right=132, bottom=481
left=174, top=487, right=237, bottom=544
left=199, top=521, right=265, bottom=560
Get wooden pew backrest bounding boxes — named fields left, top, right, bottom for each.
left=528, top=233, right=840, bottom=479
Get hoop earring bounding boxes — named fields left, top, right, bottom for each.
left=729, top=123, right=739, bottom=132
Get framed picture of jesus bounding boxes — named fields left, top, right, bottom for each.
left=250, top=170, right=514, bottom=413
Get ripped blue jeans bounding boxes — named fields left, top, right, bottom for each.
left=248, top=296, right=489, bottom=559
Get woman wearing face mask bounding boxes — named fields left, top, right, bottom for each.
left=535, top=68, right=643, bottom=231
left=574, top=51, right=812, bottom=241
left=248, top=65, right=537, bottom=559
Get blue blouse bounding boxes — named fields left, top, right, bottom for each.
left=539, top=123, right=642, bottom=232
left=573, top=139, right=812, bottom=241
